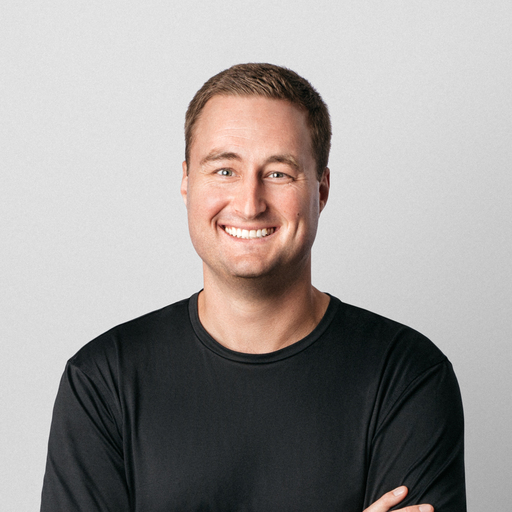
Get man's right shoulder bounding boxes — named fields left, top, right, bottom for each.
left=68, top=294, right=195, bottom=373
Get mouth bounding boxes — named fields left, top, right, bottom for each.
left=223, top=226, right=276, bottom=240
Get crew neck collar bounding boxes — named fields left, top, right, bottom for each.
left=188, top=291, right=339, bottom=364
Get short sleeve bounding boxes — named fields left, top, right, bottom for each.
left=41, top=361, right=131, bottom=511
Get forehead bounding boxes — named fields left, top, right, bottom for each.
left=189, top=95, right=313, bottom=163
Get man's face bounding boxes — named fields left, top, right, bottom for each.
left=181, top=95, right=329, bottom=284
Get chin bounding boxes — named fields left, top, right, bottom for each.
left=229, top=267, right=274, bottom=280
left=219, top=260, right=281, bottom=281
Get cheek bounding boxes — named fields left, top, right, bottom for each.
left=291, top=190, right=320, bottom=236
left=188, top=184, right=227, bottom=222
left=270, top=187, right=304, bottom=215
left=280, top=189, right=318, bottom=219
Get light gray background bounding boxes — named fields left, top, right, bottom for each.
left=2, top=1, right=511, bottom=510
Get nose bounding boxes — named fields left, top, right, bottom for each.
left=233, top=175, right=267, bottom=219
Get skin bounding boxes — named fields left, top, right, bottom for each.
left=181, top=95, right=330, bottom=354
left=181, top=94, right=433, bottom=511
left=364, top=487, right=434, bottom=512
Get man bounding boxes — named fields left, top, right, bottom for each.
left=41, top=63, right=466, bottom=511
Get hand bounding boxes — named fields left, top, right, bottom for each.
left=363, top=486, right=433, bottom=512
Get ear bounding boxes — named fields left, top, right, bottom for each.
left=318, top=167, right=330, bottom=213
left=181, top=161, right=188, bottom=207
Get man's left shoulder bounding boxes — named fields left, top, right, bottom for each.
left=328, top=295, right=449, bottom=377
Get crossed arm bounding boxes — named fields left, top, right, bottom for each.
left=42, top=333, right=465, bottom=510
left=365, top=487, right=433, bottom=512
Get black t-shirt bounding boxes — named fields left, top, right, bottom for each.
left=41, top=294, right=466, bottom=511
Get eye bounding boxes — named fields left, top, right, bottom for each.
left=268, top=172, right=287, bottom=179
left=217, top=168, right=234, bottom=177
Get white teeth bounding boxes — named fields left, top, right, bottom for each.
left=224, top=226, right=274, bottom=239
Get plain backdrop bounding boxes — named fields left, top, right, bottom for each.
left=1, top=1, right=511, bottom=510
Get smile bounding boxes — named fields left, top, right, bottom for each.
left=223, top=226, right=275, bottom=239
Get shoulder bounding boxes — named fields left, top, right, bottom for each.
left=329, top=295, right=446, bottom=360
left=326, top=295, right=451, bottom=392
left=68, top=295, right=195, bottom=376
left=327, top=296, right=463, bottom=429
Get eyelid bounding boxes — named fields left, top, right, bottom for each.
left=267, top=171, right=291, bottom=179
left=216, top=168, right=235, bottom=176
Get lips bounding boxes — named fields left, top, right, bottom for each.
left=223, top=226, right=275, bottom=239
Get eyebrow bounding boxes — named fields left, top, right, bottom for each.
left=200, top=151, right=300, bottom=171
left=265, top=154, right=300, bottom=171
left=200, top=151, right=241, bottom=167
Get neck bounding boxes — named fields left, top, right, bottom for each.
left=198, top=264, right=330, bottom=354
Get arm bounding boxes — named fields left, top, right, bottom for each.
left=41, top=361, right=131, bottom=511
left=363, top=359, right=466, bottom=511
left=364, top=487, right=433, bottom=512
